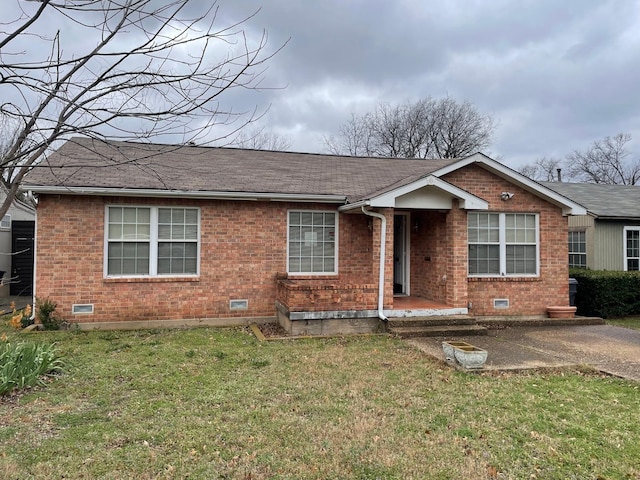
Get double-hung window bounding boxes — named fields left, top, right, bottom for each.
left=468, top=212, right=539, bottom=276
left=288, top=211, right=337, bottom=274
left=568, top=231, right=587, bottom=268
left=106, top=206, right=199, bottom=276
left=624, top=227, right=640, bottom=271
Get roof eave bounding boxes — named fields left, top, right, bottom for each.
left=25, top=185, right=347, bottom=204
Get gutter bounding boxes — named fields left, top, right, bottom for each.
left=24, top=186, right=347, bottom=204
left=361, top=206, right=388, bottom=322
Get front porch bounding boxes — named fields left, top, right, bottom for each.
left=387, top=295, right=467, bottom=318
left=275, top=275, right=466, bottom=335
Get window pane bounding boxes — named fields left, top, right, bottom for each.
left=158, top=258, right=170, bottom=274
left=172, top=209, right=185, bottom=223
left=158, top=208, right=172, bottom=223
left=289, top=258, right=301, bottom=272
left=300, top=257, right=312, bottom=272
left=289, top=226, right=301, bottom=241
left=289, top=241, right=301, bottom=257
left=185, top=209, right=198, bottom=224
left=172, top=225, right=184, bottom=240
left=158, top=224, right=171, bottom=239
left=109, top=224, right=122, bottom=239
left=185, top=225, right=198, bottom=239
left=109, top=207, right=123, bottom=222
left=312, top=257, right=324, bottom=272
left=123, top=208, right=137, bottom=223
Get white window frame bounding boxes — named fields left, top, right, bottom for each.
left=104, top=205, right=200, bottom=278
left=568, top=230, right=587, bottom=269
left=468, top=212, right=540, bottom=278
left=623, top=226, right=640, bottom=271
left=0, top=214, right=11, bottom=229
left=287, top=210, right=338, bottom=275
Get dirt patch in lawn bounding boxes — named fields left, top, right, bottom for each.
left=253, top=322, right=289, bottom=338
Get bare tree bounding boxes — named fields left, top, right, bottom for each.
left=324, top=96, right=494, bottom=159
left=0, top=0, right=285, bottom=218
left=231, top=127, right=292, bottom=151
left=518, top=157, right=563, bottom=182
left=566, top=133, right=640, bottom=185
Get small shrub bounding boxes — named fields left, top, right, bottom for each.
left=36, top=297, right=63, bottom=330
left=0, top=339, right=66, bottom=395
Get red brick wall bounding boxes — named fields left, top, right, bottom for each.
left=443, top=165, right=570, bottom=315
left=35, top=195, right=376, bottom=323
left=410, top=211, right=448, bottom=303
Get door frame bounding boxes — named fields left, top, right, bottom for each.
left=393, top=212, right=410, bottom=296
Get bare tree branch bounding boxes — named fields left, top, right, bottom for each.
left=566, top=133, right=640, bottom=185
left=518, top=157, right=563, bottom=182
left=0, top=0, right=286, bottom=217
left=324, top=96, right=494, bottom=160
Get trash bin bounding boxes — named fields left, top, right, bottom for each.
left=569, top=277, right=578, bottom=306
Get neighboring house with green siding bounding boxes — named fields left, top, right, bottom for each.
left=541, top=182, right=640, bottom=271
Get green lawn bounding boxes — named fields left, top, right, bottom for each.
left=1, top=324, right=639, bottom=479
left=606, top=317, right=640, bottom=331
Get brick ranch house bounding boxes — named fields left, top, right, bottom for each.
left=24, top=137, right=586, bottom=334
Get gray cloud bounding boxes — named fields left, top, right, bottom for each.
left=5, top=0, right=640, bottom=167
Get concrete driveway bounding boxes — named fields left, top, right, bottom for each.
left=408, top=324, right=640, bottom=381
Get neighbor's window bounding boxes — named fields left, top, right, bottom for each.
left=106, top=206, right=199, bottom=276
left=0, top=214, right=11, bottom=229
left=468, top=212, right=538, bottom=276
left=624, top=227, right=640, bottom=271
left=568, top=231, right=587, bottom=268
left=288, top=211, right=337, bottom=274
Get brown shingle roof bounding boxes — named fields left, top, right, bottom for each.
left=24, top=137, right=459, bottom=203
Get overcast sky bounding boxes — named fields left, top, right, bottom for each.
left=211, top=0, right=640, bottom=169
left=5, top=0, right=640, bottom=170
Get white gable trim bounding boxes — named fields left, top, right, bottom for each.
left=368, top=175, right=488, bottom=210
left=432, top=153, right=588, bottom=216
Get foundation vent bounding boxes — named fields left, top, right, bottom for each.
left=72, top=304, right=94, bottom=314
left=230, top=299, right=249, bottom=310
left=493, top=299, right=509, bottom=309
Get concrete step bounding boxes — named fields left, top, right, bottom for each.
left=389, top=324, right=488, bottom=338
left=477, top=316, right=605, bottom=328
left=387, top=315, right=477, bottom=328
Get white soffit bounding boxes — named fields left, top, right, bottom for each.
left=369, top=175, right=488, bottom=210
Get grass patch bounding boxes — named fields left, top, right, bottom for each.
left=0, top=325, right=639, bottom=479
left=606, top=317, right=640, bottom=331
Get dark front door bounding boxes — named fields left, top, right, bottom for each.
left=10, top=220, right=35, bottom=296
left=393, top=214, right=408, bottom=295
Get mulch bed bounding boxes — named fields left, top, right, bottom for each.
left=254, top=322, right=289, bottom=338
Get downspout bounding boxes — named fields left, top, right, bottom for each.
left=361, top=206, right=388, bottom=321
left=29, top=191, right=37, bottom=322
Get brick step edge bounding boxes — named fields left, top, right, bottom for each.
left=387, top=315, right=477, bottom=328
left=389, top=324, right=488, bottom=338
left=478, top=316, right=605, bottom=328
